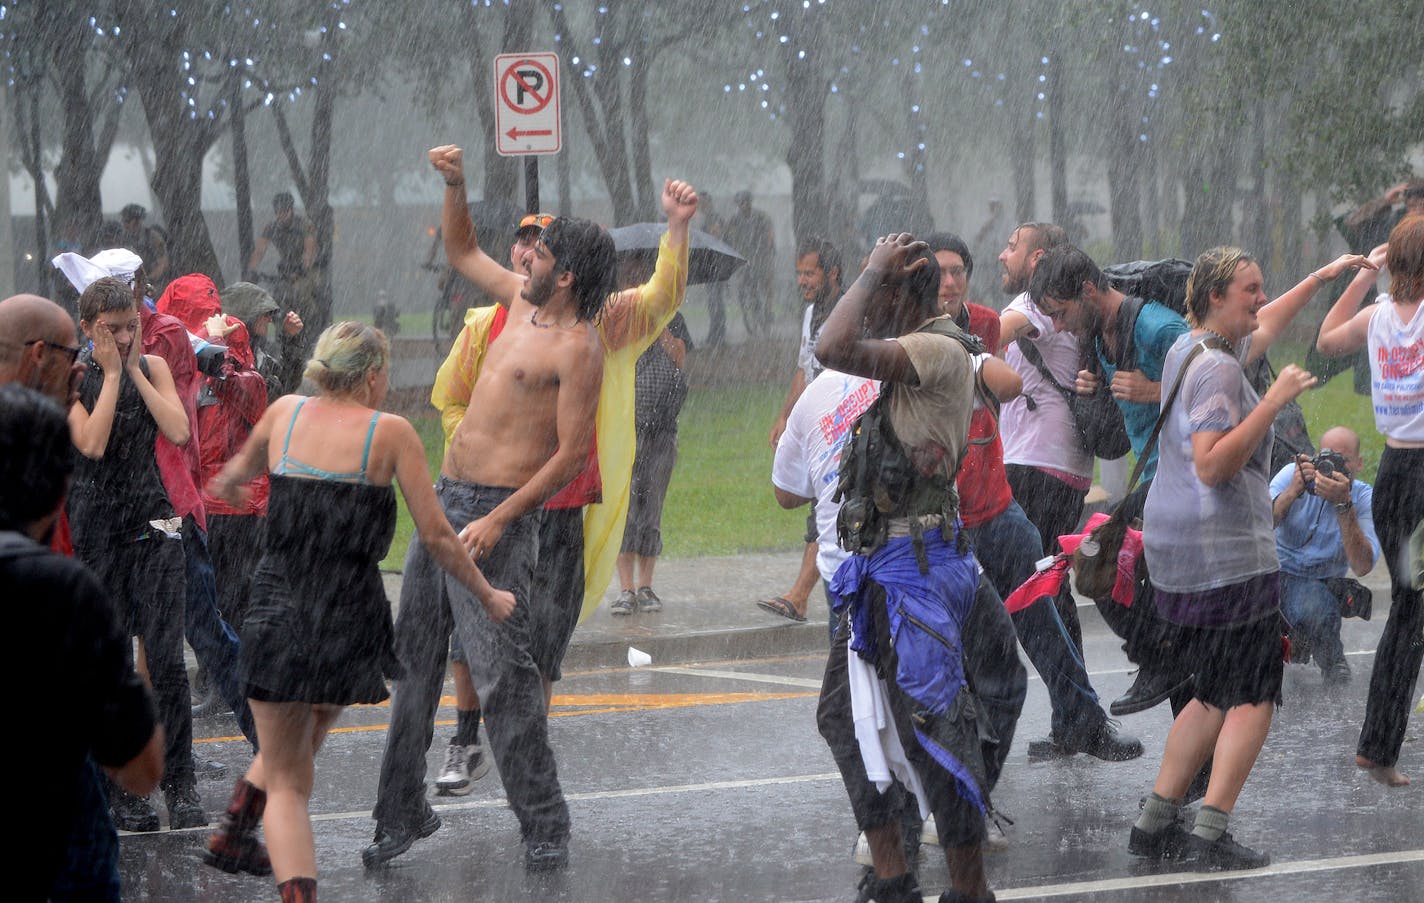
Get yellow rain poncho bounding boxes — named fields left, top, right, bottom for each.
left=430, top=232, right=689, bottom=622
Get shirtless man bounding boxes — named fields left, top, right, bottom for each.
left=367, top=145, right=612, bottom=872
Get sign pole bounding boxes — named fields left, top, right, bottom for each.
left=525, top=157, right=540, bottom=215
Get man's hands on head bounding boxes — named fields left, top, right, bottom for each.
left=662, top=179, right=699, bottom=226
left=429, top=145, right=465, bottom=187
left=867, top=233, right=929, bottom=283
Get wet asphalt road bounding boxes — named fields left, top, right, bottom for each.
left=121, top=604, right=1422, bottom=902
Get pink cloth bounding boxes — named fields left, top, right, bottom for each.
left=1001, top=512, right=1144, bottom=614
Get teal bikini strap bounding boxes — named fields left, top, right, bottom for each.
left=359, top=411, right=380, bottom=478
left=281, top=397, right=310, bottom=460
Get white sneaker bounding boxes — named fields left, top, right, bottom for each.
left=984, top=817, right=1009, bottom=852
left=853, top=832, right=874, bottom=866
left=434, top=742, right=491, bottom=796
left=920, top=815, right=939, bottom=848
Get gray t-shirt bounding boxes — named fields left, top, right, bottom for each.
left=886, top=321, right=974, bottom=488
left=1143, top=332, right=1278, bottom=599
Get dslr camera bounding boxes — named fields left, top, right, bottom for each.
left=195, top=342, right=230, bottom=379
left=1305, top=448, right=1350, bottom=494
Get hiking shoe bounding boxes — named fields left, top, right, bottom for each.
left=1182, top=830, right=1270, bottom=870
left=610, top=590, right=636, bottom=616
left=1109, top=668, right=1193, bottom=717
left=1322, top=658, right=1352, bottom=685
left=525, top=839, right=569, bottom=871
left=166, top=787, right=208, bottom=830
left=1025, top=733, right=1074, bottom=760
left=853, top=868, right=921, bottom=903
left=635, top=586, right=663, bottom=613
left=193, top=754, right=229, bottom=779
left=434, top=742, right=491, bottom=796
left=111, top=791, right=160, bottom=833
left=1068, top=721, right=1143, bottom=761
left=362, top=807, right=441, bottom=868
left=1128, top=822, right=1193, bottom=860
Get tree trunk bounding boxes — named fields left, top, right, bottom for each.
left=51, top=22, right=103, bottom=253
left=1047, top=47, right=1067, bottom=229
left=230, top=70, right=255, bottom=272
left=122, top=3, right=222, bottom=282
left=1009, top=104, right=1036, bottom=225
left=1104, top=21, right=1144, bottom=261
left=0, top=83, right=13, bottom=295
left=779, top=12, right=830, bottom=246
left=629, top=50, right=656, bottom=221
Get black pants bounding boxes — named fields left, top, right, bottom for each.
left=208, top=514, right=264, bottom=632
left=79, top=535, right=194, bottom=792
left=1006, top=464, right=1088, bottom=652
left=529, top=506, right=585, bottom=683
left=1357, top=446, right=1424, bottom=768
left=817, top=574, right=1025, bottom=846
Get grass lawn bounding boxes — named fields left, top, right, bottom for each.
left=383, top=340, right=1383, bottom=569
left=382, top=381, right=803, bottom=569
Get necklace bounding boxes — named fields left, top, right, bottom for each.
left=1199, top=327, right=1236, bottom=354
left=529, top=309, right=576, bottom=330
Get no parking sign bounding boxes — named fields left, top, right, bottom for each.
left=494, top=52, right=561, bottom=156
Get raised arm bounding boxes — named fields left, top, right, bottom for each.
left=1317, top=243, right=1388, bottom=357
left=815, top=234, right=925, bottom=384
left=1193, top=364, right=1316, bottom=487
left=1248, top=252, right=1376, bottom=364
left=458, top=333, right=604, bottom=559
left=130, top=353, right=190, bottom=447
left=390, top=416, right=515, bottom=621
left=68, top=328, right=122, bottom=459
left=429, top=145, right=525, bottom=305
left=601, top=179, right=697, bottom=353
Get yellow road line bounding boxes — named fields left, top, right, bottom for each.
left=196, top=689, right=816, bottom=744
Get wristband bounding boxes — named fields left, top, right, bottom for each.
left=1308, top=271, right=1327, bottom=285
left=1334, top=499, right=1353, bottom=514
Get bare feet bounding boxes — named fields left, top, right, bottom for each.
left=1355, top=755, right=1411, bottom=787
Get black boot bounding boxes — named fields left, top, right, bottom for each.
left=1109, top=668, right=1192, bottom=716
left=854, top=869, right=921, bottom=903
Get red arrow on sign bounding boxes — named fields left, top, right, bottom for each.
left=506, top=127, right=554, bottom=140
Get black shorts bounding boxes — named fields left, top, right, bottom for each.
left=1173, top=606, right=1285, bottom=711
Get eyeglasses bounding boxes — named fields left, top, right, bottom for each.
left=518, top=212, right=555, bottom=230
left=26, top=339, right=82, bottom=366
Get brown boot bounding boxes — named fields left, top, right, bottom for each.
left=203, top=779, right=272, bottom=876
left=278, top=876, right=317, bottom=903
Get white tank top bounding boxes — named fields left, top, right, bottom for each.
left=1367, top=294, right=1424, bottom=442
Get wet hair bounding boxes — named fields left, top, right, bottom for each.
left=1013, top=222, right=1067, bottom=255
left=1386, top=215, right=1424, bottom=302
left=795, top=237, right=842, bottom=284
left=78, top=277, right=138, bottom=323
left=540, top=217, right=616, bottom=322
left=1028, top=245, right=1104, bottom=312
left=904, top=245, right=941, bottom=315
left=303, top=321, right=389, bottom=397
left=1402, top=180, right=1424, bottom=202
left=1184, top=246, right=1256, bottom=328
left=273, top=191, right=295, bottom=211
left=923, top=232, right=974, bottom=280
left=0, top=384, right=74, bottom=531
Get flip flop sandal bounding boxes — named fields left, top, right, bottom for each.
left=756, top=595, right=807, bottom=622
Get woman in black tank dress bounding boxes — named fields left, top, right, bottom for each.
left=202, top=322, right=514, bottom=902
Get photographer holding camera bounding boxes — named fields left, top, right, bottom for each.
left=1270, top=426, right=1379, bottom=684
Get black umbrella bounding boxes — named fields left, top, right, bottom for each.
left=608, top=223, right=746, bottom=285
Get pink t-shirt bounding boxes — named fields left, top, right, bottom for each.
left=999, top=292, right=1093, bottom=479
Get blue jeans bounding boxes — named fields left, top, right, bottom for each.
left=1280, top=573, right=1344, bottom=670
left=182, top=517, right=256, bottom=748
left=967, top=502, right=1106, bottom=739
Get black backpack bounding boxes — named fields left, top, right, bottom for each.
left=1102, top=258, right=1192, bottom=315
left=834, top=319, right=984, bottom=568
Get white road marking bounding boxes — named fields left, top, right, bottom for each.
left=649, top=665, right=824, bottom=689
left=986, top=848, right=1424, bottom=900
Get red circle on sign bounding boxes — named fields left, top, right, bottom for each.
left=500, top=60, right=554, bottom=115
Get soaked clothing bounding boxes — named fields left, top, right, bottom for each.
left=68, top=354, right=174, bottom=548
left=4, top=533, right=156, bottom=901
left=374, top=478, right=569, bottom=844
left=241, top=475, right=397, bottom=704
left=67, top=354, right=193, bottom=793
left=1162, top=577, right=1286, bottom=710
left=240, top=402, right=397, bottom=704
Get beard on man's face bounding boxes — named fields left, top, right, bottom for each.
left=522, top=268, right=557, bottom=306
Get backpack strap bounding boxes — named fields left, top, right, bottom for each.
left=1123, top=333, right=1233, bottom=495
left=1109, top=295, right=1145, bottom=371
left=1014, top=336, right=1074, bottom=406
